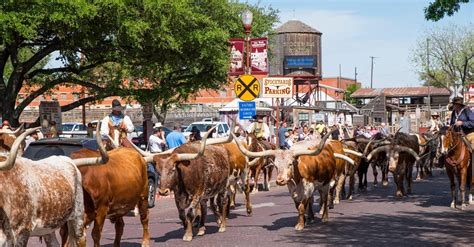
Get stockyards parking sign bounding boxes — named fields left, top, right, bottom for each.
left=262, top=77, right=293, bottom=98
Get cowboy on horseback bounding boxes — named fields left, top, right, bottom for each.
left=100, top=99, right=134, bottom=146
left=248, top=115, right=270, bottom=141
left=450, top=97, right=474, bottom=145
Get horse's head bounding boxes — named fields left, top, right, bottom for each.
left=246, top=132, right=259, bottom=151
left=439, top=126, right=460, bottom=156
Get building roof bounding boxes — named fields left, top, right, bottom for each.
left=274, top=20, right=322, bottom=34
left=351, top=86, right=450, bottom=98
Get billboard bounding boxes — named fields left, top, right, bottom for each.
left=262, top=77, right=293, bottom=98
left=39, top=101, right=62, bottom=136
left=229, top=39, right=245, bottom=76
left=250, top=38, right=268, bottom=75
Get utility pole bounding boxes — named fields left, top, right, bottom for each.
left=354, top=67, right=358, bottom=82
left=426, top=38, right=431, bottom=114
left=339, top=64, right=342, bottom=100
left=370, top=56, right=376, bottom=88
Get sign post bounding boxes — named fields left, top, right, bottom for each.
left=238, top=101, right=256, bottom=120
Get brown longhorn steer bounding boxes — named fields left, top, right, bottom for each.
left=231, top=131, right=356, bottom=230
left=67, top=146, right=150, bottom=246
left=0, top=126, right=108, bottom=246
left=0, top=124, right=25, bottom=154
left=245, top=133, right=276, bottom=192
left=368, top=132, right=420, bottom=197
left=153, top=128, right=231, bottom=241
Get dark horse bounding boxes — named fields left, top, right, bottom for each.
left=439, top=126, right=473, bottom=209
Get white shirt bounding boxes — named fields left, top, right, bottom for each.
left=148, top=134, right=163, bottom=153
left=100, top=114, right=134, bottom=145
left=248, top=122, right=271, bottom=139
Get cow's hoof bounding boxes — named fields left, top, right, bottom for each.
left=218, top=226, right=226, bottom=233
left=461, top=204, right=467, bottom=210
left=141, top=241, right=150, bottom=247
left=133, top=207, right=139, bottom=217
left=230, top=204, right=235, bottom=210
left=294, top=223, right=305, bottom=231
left=334, top=199, right=340, bottom=205
left=319, top=209, right=324, bottom=215
left=347, top=195, right=353, bottom=200
left=246, top=208, right=252, bottom=216
left=396, top=191, right=403, bottom=198
left=450, top=202, right=456, bottom=209
left=216, top=218, right=222, bottom=225
left=197, top=227, right=206, bottom=236
left=382, top=181, right=389, bottom=187
left=322, top=217, right=329, bottom=223
left=416, top=176, right=421, bottom=181
left=182, top=235, right=193, bottom=242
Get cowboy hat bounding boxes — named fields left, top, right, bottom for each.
left=154, top=122, right=162, bottom=128
left=451, top=96, right=465, bottom=106
left=111, top=99, right=124, bottom=111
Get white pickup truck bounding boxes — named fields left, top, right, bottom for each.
left=183, top=121, right=230, bottom=138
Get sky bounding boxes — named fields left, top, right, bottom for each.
left=246, top=0, right=473, bottom=88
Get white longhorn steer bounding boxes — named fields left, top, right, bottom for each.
left=0, top=126, right=108, bottom=247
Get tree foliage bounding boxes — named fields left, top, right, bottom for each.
left=424, top=0, right=470, bottom=21
left=345, top=83, right=359, bottom=104
left=0, top=0, right=278, bottom=126
left=411, top=24, right=474, bottom=91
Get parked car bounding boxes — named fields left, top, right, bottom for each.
left=131, top=127, right=172, bottom=150
left=22, top=137, right=160, bottom=208
left=60, top=122, right=87, bottom=138
left=183, top=121, right=230, bottom=138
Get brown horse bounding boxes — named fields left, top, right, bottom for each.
left=439, top=126, right=473, bottom=209
left=245, top=133, right=275, bottom=192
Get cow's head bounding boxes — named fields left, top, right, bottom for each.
left=367, top=144, right=419, bottom=172
left=0, top=124, right=25, bottom=154
left=231, top=130, right=334, bottom=186
left=153, top=126, right=226, bottom=196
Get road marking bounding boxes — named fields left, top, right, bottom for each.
left=234, top=202, right=275, bottom=212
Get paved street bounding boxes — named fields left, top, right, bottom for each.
left=29, top=168, right=474, bottom=246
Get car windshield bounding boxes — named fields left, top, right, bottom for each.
left=62, top=124, right=75, bottom=131
left=185, top=123, right=214, bottom=132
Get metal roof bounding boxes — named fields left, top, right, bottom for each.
left=274, top=20, right=322, bottom=34
left=351, top=86, right=450, bottom=98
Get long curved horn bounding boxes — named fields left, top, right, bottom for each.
left=343, top=148, right=363, bottom=158
left=12, top=123, right=24, bottom=136
left=394, top=145, right=420, bottom=161
left=419, top=133, right=439, bottom=147
left=355, top=138, right=371, bottom=143
left=107, top=134, right=119, bottom=149
left=334, top=153, right=355, bottom=166
left=229, top=131, right=276, bottom=158
left=73, top=121, right=109, bottom=167
left=0, top=127, right=40, bottom=171
left=292, top=129, right=334, bottom=157
left=175, top=126, right=216, bottom=161
left=366, top=145, right=391, bottom=161
left=247, top=157, right=260, bottom=167
left=206, top=120, right=236, bottom=145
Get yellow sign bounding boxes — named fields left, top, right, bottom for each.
left=234, top=75, right=260, bottom=101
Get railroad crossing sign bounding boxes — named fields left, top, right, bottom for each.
left=234, top=75, right=260, bottom=101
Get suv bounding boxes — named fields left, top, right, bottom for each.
left=60, top=122, right=87, bottom=138
left=183, top=121, right=230, bottom=138
left=22, top=137, right=160, bottom=208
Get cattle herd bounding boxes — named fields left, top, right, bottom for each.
left=0, top=122, right=473, bottom=246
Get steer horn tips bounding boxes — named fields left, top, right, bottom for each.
left=0, top=127, right=41, bottom=171
left=73, top=121, right=109, bottom=167
left=175, top=126, right=217, bottom=161
left=334, top=153, right=355, bottom=166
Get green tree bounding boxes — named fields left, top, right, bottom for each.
left=345, top=83, right=359, bottom=104
left=0, top=0, right=278, bottom=126
left=411, top=24, right=474, bottom=91
left=425, top=0, right=470, bottom=21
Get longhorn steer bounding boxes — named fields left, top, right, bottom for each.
left=231, top=131, right=355, bottom=230
left=153, top=128, right=231, bottom=241
left=368, top=132, right=420, bottom=197
left=0, top=126, right=108, bottom=246
left=67, top=146, right=150, bottom=247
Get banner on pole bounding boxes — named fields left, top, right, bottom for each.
left=250, top=38, right=268, bottom=75
left=229, top=39, right=245, bottom=76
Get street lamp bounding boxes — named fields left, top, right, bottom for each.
left=242, top=9, right=253, bottom=74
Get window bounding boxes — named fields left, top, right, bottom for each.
left=299, top=112, right=309, bottom=126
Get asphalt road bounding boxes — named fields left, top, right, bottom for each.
left=29, top=168, right=474, bottom=246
